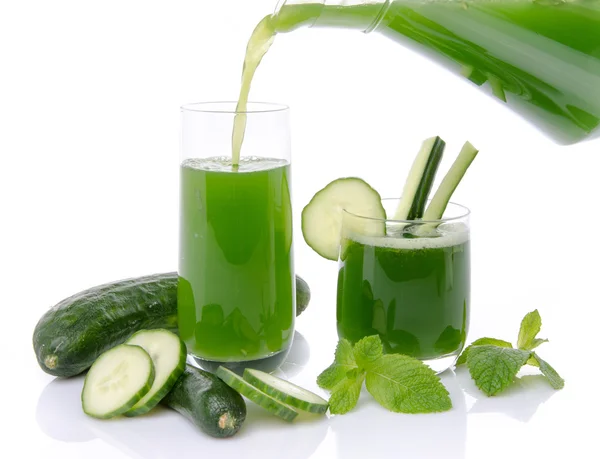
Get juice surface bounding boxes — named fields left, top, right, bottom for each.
left=273, top=0, right=600, bottom=144
left=178, top=157, right=295, bottom=362
left=337, top=230, right=470, bottom=360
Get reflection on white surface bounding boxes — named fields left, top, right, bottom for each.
left=330, top=370, right=467, bottom=459
left=36, top=331, right=329, bottom=459
left=273, top=331, right=311, bottom=379
left=456, top=368, right=557, bottom=422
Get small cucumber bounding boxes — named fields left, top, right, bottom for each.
left=216, top=366, right=299, bottom=422
left=124, top=329, right=186, bottom=417
left=162, top=365, right=247, bottom=438
left=295, top=275, right=311, bottom=316
left=81, top=344, right=155, bottom=419
left=301, top=177, right=386, bottom=261
left=393, top=136, right=446, bottom=221
left=243, top=368, right=329, bottom=414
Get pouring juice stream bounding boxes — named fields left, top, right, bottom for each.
left=232, top=0, right=600, bottom=157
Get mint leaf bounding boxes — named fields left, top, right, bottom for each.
left=528, top=338, right=549, bottom=350
left=365, top=354, right=452, bottom=413
left=517, top=309, right=544, bottom=350
left=467, top=345, right=531, bottom=396
left=531, top=353, right=565, bottom=389
left=354, top=335, right=383, bottom=369
left=456, top=337, right=512, bottom=366
left=328, top=371, right=365, bottom=414
left=317, top=339, right=358, bottom=389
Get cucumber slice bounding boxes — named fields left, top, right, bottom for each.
left=82, top=344, right=155, bottom=419
left=216, top=366, right=299, bottom=422
left=422, top=141, right=479, bottom=221
left=392, top=136, right=445, bottom=221
left=243, top=369, right=328, bottom=414
left=301, top=177, right=386, bottom=261
left=123, top=329, right=186, bottom=417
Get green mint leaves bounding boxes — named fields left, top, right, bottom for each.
left=366, top=354, right=452, bottom=413
left=467, top=345, right=531, bottom=396
left=353, top=335, right=383, bottom=369
left=316, top=338, right=358, bottom=390
left=457, top=309, right=564, bottom=396
left=517, top=310, right=548, bottom=350
left=317, top=336, right=451, bottom=414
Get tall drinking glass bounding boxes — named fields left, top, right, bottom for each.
left=337, top=199, right=470, bottom=373
left=178, top=102, right=295, bottom=373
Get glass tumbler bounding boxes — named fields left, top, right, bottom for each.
left=337, top=199, right=470, bottom=373
left=178, top=102, right=295, bottom=373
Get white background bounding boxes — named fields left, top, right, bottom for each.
left=1, top=1, right=599, bottom=458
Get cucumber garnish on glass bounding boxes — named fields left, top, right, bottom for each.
left=392, top=136, right=445, bottom=221
left=301, top=177, right=386, bottom=261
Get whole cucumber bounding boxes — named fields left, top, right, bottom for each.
left=33, top=272, right=311, bottom=378
left=162, top=365, right=246, bottom=438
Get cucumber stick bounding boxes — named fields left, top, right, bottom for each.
left=393, top=136, right=445, bottom=221
left=243, top=369, right=329, bottom=414
left=301, top=177, right=386, bottom=261
left=82, top=344, right=155, bottom=419
left=216, top=366, right=299, bottom=422
left=124, top=329, right=186, bottom=417
left=422, top=141, right=479, bottom=221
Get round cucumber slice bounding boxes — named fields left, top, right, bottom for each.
left=215, top=366, right=298, bottom=422
left=301, top=177, right=386, bottom=260
left=82, top=344, right=155, bottom=419
left=243, top=369, right=328, bottom=414
left=124, top=329, right=187, bottom=417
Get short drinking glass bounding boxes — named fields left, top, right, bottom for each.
left=337, top=199, right=470, bottom=373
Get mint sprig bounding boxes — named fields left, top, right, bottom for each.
left=316, top=338, right=358, bottom=390
left=317, top=335, right=451, bottom=414
left=457, top=309, right=564, bottom=396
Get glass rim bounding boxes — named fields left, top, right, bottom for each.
left=342, top=198, right=471, bottom=224
left=180, top=101, right=289, bottom=115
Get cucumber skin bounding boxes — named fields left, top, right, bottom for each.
left=295, top=275, right=311, bottom=316
left=33, top=273, right=179, bottom=378
left=33, top=272, right=310, bottom=378
left=216, top=366, right=299, bottom=422
left=162, top=365, right=246, bottom=438
left=243, top=369, right=328, bottom=414
left=407, top=137, right=445, bottom=220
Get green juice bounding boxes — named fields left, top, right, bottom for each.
left=337, top=230, right=470, bottom=362
left=178, top=157, right=295, bottom=369
left=261, top=0, right=600, bottom=144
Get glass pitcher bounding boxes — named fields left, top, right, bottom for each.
left=273, top=0, right=600, bottom=145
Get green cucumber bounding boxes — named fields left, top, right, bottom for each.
left=216, top=366, right=299, bottom=422
left=422, top=141, right=479, bottom=221
left=243, top=368, right=328, bottom=414
left=301, top=177, right=386, bottom=261
left=295, top=275, right=311, bottom=316
left=162, top=365, right=247, bottom=438
left=81, top=344, right=155, bottom=419
left=33, top=272, right=178, bottom=378
left=33, top=272, right=310, bottom=378
left=393, top=136, right=445, bottom=221
left=124, top=329, right=186, bottom=417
